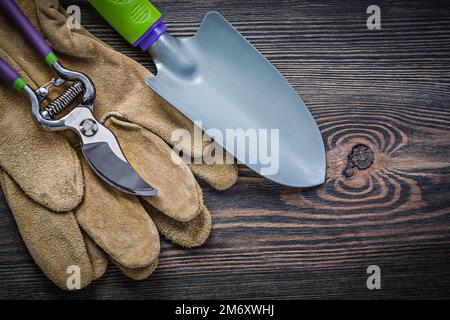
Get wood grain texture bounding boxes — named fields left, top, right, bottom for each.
left=0, top=0, right=449, bottom=299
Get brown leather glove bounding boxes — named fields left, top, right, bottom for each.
left=0, top=0, right=237, bottom=289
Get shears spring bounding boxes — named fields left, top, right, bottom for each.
left=40, top=80, right=84, bottom=120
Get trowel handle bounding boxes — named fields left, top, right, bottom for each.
left=0, top=0, right=58, bottom=66
left=0, top=56, right=27, bottom=91
left=89, top=0, right=167, bottom=51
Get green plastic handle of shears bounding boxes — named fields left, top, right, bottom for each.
left=89, top=0, right=162, bottom=45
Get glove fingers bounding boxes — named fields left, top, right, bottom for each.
left=83, top=232, right=109, bottom=281
left=75, top=153, right=160, bottom=269
left=127, top=107, right=238, bottom=191
left=118, top=101, right=239, bottom=191
left=0, top=170, right=105, bottom=290
left=113, top=258, right=159, bottom=281
left=104, top=116, right=203, bottom=223
left=142, top=200, right=212, bottom=248
left=189, top=163, right=238, bottom=191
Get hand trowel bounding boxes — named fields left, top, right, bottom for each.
left=89, top=0, right=326, bottom=187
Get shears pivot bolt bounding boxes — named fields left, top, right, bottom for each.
left=80, top=118, right=98, bottom=137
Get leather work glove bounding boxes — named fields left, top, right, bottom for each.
left=0, top=0, right=237, bottom=289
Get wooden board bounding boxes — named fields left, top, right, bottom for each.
left=0, top=0, right=449, bottom=299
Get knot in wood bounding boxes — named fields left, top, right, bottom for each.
left=344, top=144, right=374, bottom=178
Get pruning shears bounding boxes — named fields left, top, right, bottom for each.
left=0, top=0, right=156, bottom=196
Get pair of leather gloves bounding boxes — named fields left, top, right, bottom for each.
left=0, top=0, right=237, bottom=289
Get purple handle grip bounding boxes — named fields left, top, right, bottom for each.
left=0, top=0, right=52, bottom=58
left=0, top=56, right=21, bottom=86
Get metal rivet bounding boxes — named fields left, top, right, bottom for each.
left=38, top=87, right=48, bottom=98
left=80, top=118, right=98, bottom=137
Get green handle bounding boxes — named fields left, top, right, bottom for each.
left=89, top=0, right=162, bottom=45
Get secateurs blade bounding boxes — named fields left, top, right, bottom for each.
left=0, top=0, right=156, bottom=197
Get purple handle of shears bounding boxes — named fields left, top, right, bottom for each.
left=0, top=56, right=21, bottom=87
left=0, top=0, right=52, bottom=58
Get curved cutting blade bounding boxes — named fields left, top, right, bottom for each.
left=64, top=107, right=157, bottom=196
left=82, top=142, right=157, bottom=197
left=146, top=12, right=326, bottom=187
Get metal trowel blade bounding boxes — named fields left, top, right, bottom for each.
left=146, top=12, right=326, bottom=187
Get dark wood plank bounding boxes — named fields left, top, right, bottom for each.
left=0, top=0, right=449, bottom=299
